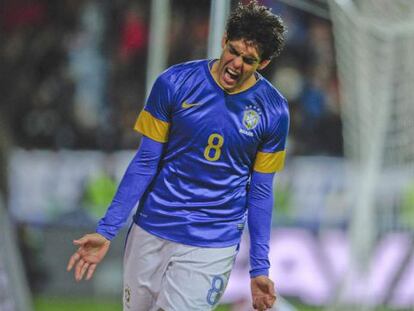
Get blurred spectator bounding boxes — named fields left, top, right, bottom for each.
left=268, top=4, right=342, bottom=155
left=118, top=4, right=147, bottom=64
left=168, top=0, right=210, bottom=64
left=108, top=2, right=149, bottom=149
left=67, top=0, right=108, bottom=134
left=81, top=168, right=117, bottom=221
left=1, top=0, right=46, bottom=32
left=1, top=0, right=77, bottom=148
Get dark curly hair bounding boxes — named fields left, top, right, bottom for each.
left=226, top=1, right=286, bottom=60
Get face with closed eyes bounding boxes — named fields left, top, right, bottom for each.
left=211, top=36, right=270, bottom=93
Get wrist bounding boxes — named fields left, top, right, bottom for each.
left=250, top=268, right=269, bottom=278
left=95, top=229, right=114, bottom=241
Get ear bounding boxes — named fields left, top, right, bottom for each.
left=258, top=59, right=271, bottom=70
left=221, top=34, right=228, bottom=49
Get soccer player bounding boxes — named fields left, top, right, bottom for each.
left=67, top=1, right=288, bottom=310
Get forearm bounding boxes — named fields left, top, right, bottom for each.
left=247, top=171, right=275, bottom=278
left=96, top=136, right=163, bottom=240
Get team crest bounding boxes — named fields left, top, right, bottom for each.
left=243, top=110, right=259, bottom=130
left=242, top=105, right=262, bottom=130
left=239, top=105, right=262, bottom=136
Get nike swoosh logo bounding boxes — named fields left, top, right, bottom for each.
left=182, top=102, right=201, bottom=109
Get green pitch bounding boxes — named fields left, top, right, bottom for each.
left=34, top=296, right=393, bottom=311
left=34, top=297, right=231, bottom=311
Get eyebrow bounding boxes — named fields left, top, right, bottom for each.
left=228, top=43, right=259, bottom=63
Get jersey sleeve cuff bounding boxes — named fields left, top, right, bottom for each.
left=96, top=228, right=115, bottom=241
left=250, top=268, right=269, bottom=278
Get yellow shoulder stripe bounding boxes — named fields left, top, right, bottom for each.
left=134, top=110, right=170, bottom=143
left=253, top=150, right=286, bottom=173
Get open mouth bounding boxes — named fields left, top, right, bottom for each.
left=223, top=67, right=240, bottom=85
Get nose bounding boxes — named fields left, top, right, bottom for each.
left=232, top=56, right=243, bottom=69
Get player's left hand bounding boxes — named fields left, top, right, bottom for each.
left=251, top=275, right=276, bottom=310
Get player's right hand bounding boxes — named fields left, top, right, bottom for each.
left=251, top=275, right=277, bottom=310
left=66, top=233, right=111, bottom=282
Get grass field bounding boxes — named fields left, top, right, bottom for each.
left=34, top=297, right=231, bottom=311
left=34, top=297, right=395, bottom=311
left=34, top=296, right=323, bottom=311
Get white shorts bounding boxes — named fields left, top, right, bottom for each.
left=123, top=224, right=238, bottom=311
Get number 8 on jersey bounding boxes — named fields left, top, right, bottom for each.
left=204, top=133, right=224, bottom=161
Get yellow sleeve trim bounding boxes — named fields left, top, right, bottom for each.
left=253, top=150, right=286, bottom=173
left=134, top=110, right=170, bottom=143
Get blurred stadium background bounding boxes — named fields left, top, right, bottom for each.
left=1, top=0, right=414, bottom=310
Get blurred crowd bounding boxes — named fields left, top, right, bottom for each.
left=0, top=0, right=342, bottom=155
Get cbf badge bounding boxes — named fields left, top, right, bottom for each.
left=243, top=105, right=262, bottom=130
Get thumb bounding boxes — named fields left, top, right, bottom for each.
left=266, top=280, right=275, bottom=294
left=73, top=236, right=90, bottom=245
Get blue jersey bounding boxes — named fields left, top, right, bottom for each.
left=134, top=60, right=289, bottom=247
